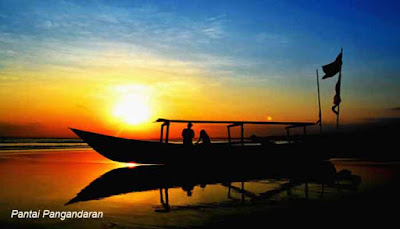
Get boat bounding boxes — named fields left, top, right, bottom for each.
left=70, top=118, right=333, bottom=164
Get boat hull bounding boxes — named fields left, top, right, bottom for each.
left=70, top=128, right=332, bottom=164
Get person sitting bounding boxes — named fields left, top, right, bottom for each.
left=182, top=122, right=194, bottom=146
left=196, top=129, right=211, bottom=145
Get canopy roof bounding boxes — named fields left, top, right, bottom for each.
left=156, top=118, right=315, bottom=127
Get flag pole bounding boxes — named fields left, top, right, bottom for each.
left=336, top=75, right=340, bottom=129
left=316, top=69, right=322, bottom=134
left=336, top=48, right=343, bottom=129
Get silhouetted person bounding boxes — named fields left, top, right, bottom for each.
left=182, top=122, right=194, bottom=146
left=196, top=129, right=210, bottom=145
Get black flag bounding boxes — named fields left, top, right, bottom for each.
left=322, top=52, right=342, bottom=79
left=332, top=72, right=342, bottom=114
left=322, top=50, right=343, bottom=116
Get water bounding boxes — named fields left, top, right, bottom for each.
left=0, top=138, right=88, bottom=151
left=0, top=142, right=399, bottom=228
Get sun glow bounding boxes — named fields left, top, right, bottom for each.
left=126, top=162, right=139, bottom=168
left=112, top=90, right=151, bottom=125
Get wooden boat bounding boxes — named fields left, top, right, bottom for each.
left=71, top=128, right=183, bottom=164
left=70, top=118, right=332, bottom=164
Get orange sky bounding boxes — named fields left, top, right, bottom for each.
left=0, top=59, right=393, bottom=139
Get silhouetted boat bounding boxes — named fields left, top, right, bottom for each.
left=70, top=127, right=332, bottom=164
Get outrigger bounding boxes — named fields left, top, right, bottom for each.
left=71, top=118, right=333, bottom=165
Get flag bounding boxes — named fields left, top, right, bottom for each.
left=322, top=50, right=343, bottom=116
left=322, top=52, right=342, bottom=79
left=331, top=72, right=342, bottom=114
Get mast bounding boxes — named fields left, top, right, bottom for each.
left=316, top=69, right=322, bottom=134
left=336, top=48, right=343, bottom=129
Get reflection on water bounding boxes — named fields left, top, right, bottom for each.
left=65, top=161, right=360, bottom=212
left=1, top=149, right=399, bottom=228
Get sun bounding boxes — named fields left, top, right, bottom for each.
left=113, top=93, right=150, bottom=125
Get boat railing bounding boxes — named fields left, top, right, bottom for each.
left=156, top=118, right=315, bottom=146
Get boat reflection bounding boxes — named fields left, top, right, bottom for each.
left=66, top=162, right=361, bottom=212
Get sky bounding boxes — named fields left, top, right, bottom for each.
left=0, top=0, right=399, bottom=138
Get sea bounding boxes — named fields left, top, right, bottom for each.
left=0, top=138, right=399, bottom=228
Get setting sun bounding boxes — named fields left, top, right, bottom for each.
left=113, top=93, right=151, bottom=125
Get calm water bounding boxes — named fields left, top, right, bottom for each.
left=1, top=144, right=400, bottom=228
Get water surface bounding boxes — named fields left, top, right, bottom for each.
left=1, top=146, right=399, bottom=228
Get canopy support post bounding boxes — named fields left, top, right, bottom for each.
left=160, top=124, right=164, bottom=143
left=286, top=128, right=291, bottom=144
left=160, top=121, right=170, bottom=143
left=227, top=123, right=243, bottom=146
left=165, top=121, right=170, bottom=143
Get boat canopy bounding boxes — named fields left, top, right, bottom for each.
left=155, top=118, right=316, bottom=145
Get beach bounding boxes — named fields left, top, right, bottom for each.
left=1, top=141, right=400, bottom=228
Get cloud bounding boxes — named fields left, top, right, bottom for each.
left=0, top=1, right=298, bottom=88
left=0, top=2, right=229, bottom=69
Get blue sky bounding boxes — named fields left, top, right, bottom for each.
left=1, top=0, right=400, bottom=135
left=1, top=0, right=399, bottom=76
